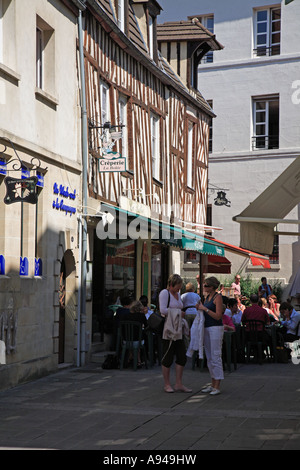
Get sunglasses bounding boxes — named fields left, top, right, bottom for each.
left=203, top=284, right=212, bottom=287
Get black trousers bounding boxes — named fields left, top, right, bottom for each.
left=161, top=338, right=187, bottom=368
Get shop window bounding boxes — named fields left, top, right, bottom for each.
left=151, top=243, right=168, bottom=308
left=105, top=239, right=136, bottom=303
left=184, top=251, right=200, bottom=264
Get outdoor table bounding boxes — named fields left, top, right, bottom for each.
left=265, top=323, right=281, bottom=362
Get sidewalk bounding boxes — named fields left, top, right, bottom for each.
left=0, top=358, right=300, bottom=451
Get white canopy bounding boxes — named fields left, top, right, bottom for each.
left=233, top=156, right=300, bottom=254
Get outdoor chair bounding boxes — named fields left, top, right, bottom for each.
left=244, top=320, right=270, bottom=364
left=118, top=321, right=148, bottom=371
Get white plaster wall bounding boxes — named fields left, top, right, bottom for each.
left=0, top=0, right=80, bottom=163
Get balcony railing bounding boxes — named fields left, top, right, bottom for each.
left=253, top=45, right=280, bottom=57
left=252, top=135, right=279, bottom=150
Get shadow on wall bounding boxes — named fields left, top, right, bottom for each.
left=0, top=226, right=78, bottom=390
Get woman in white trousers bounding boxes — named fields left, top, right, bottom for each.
left=197, top=276, right=224, bottom=395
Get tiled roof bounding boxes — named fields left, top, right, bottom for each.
left=157, top=52, right=214, bottom=116
left=86, top=1, right=216, bottom=115
left=157, top=18, right=223, bottom=50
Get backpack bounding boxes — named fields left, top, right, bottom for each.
left=102, top=354, right=119, bottom=369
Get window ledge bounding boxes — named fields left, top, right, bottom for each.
left=0, top=63, right=21, bottom=83
left=247, top=264, right=281, bottom=271
left=35, top=87, right=59, bottom=107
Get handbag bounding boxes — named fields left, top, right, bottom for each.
left=147, top=291, right=170, bottom=334
left=147, top=311, right=165, bottom=333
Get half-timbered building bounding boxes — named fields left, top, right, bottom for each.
left=80, top=0, right=225, bottom=350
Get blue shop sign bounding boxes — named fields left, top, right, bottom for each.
left=0, top=159, right=7, bottom=175
left=36, top=171, right=44, bottom=188
left=53, top=182, right=77, bottom=216
left=21, top=166, right=30, bottom=179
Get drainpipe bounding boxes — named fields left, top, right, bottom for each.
left=74, top=0, right=87, bottom=366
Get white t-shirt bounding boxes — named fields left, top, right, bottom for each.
left=159, top=289, right=183, bottom=315
left=181, top=292, right=200, bottom=315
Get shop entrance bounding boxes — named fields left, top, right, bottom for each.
left=92, top=236, right=136, bottom=342
left=58, top=258, right=66, bottom=363
left=58, top=250, right=76, bottom=363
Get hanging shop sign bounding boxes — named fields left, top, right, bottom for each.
left=4, top=176, right=38, bottom=205
left=52, top=182, right=77, bottom=216
left=98, top=152, right=126, bottom=173
left=88, top=120, right=126, bottom=173
left=1, top=138, right=47, bottom=205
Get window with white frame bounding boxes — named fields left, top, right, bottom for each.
left=36, top=16, right=55, bottom=93
left=200, top=15, right=214, bottom=63
left=100, top=80, right=110, bottom=125
left=254, top=7, right=281, bottom=57
left=151, top=113, right=160, bottom=180
left=36, top=27, right=43, bottom=88
left=149, top=15, right=154, bottom=59
left=0, top=0, right=3, bottom=63
left=116, top=0, right=125, bottom=32
left=252, top=95, right=279, bottom=150
left=118, top=93, right=128, bottom=158
left=207, top=100, right=213, bottom=153
left=0, top=0, right=17, bottom=70
left=187, top=122, right=194, bottom=188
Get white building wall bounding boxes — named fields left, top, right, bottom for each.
left=0, top=0, right=81, bottom=390
left=195, top=0, right=300, bottom=296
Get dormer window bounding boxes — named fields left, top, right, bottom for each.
left=149, top=14, right=154, bottom=59
left=117, top=0, right=125, bottom=32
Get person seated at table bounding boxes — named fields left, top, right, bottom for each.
left=268, top=295, right=280, bottom=321
left=115, top=296, right=133, bottom=326
left=235, top=294, right=246, bottom=313
left=280, top=302, right=300, bottom=342
left=259, top=297, right=277, bottom=322
left=223, top=308, right=236, bottom=331
left=224, top=298, right=242, bottom=325
left=241, top=294, right=271, bottom=346
left=139, top=295, right=153, bottom=319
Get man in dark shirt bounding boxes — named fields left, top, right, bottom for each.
left=242, top=294, right=269, bottom=326
left=241, top=294, right=270, bottom=346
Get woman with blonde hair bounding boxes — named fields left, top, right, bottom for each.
left=197, top=276, right=224, bottom=396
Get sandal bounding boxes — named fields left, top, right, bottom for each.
left=174, top=386, right=192, bottom=393
left=164, top=385, right=174, bottom=393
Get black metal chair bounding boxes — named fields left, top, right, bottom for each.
left=118, top=321, right=148, bottom=370
left=244, top=320, right=270, bottom=364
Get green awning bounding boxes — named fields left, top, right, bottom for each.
left=100, top=203, right=225, bottom=256
left=182, top=237, right=225, bottom=256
